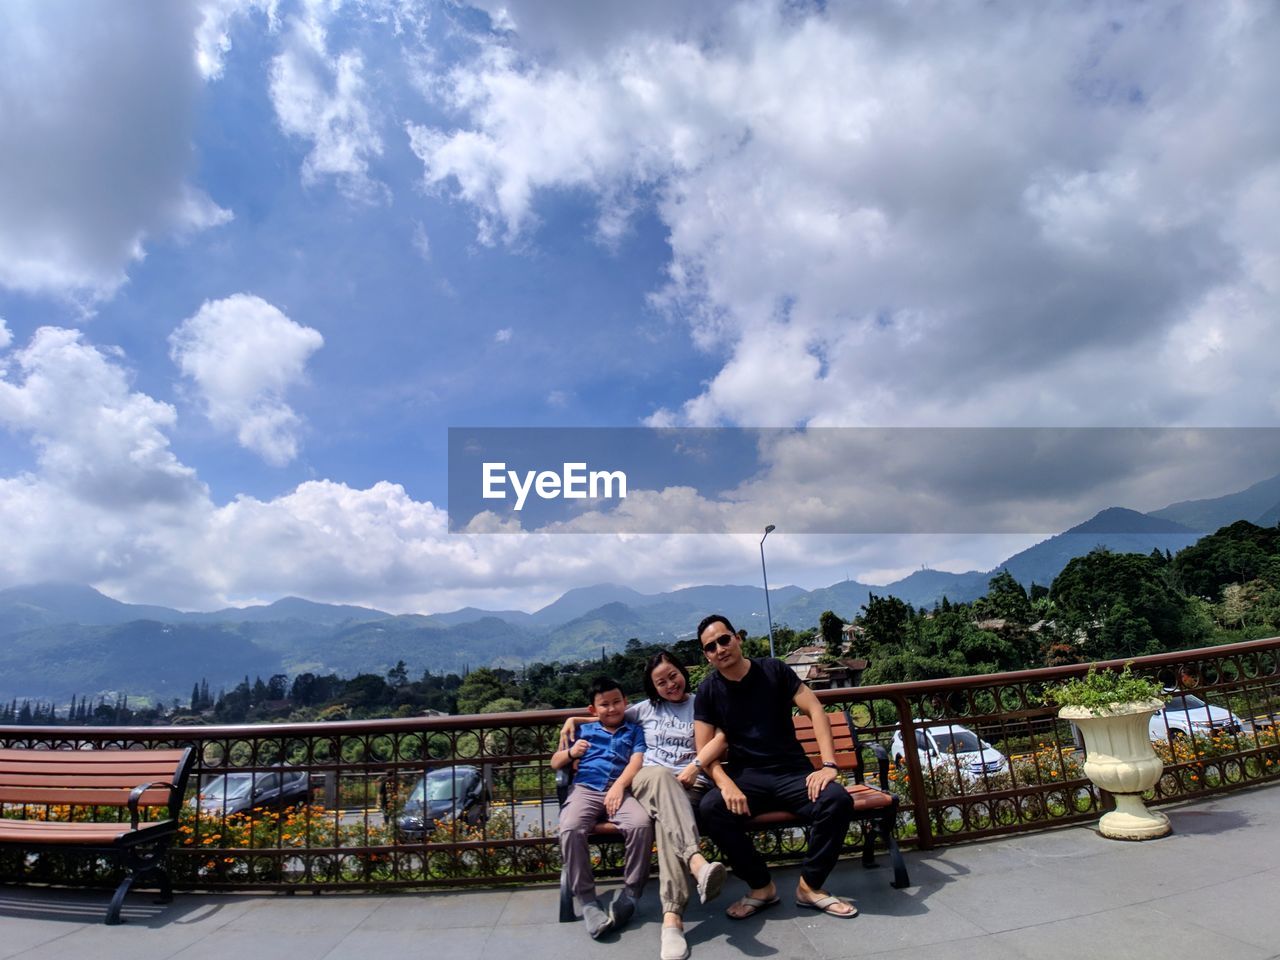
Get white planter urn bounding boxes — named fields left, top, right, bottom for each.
left=1059, top=698, right=1170, bottom=840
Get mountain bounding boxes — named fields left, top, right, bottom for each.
left=0, top=582, right=184, bottom=634
left=5, top=471, right=1278, bottom=703
left=995, top=508, right=1200, bottom=589
left=0, top=620, right=282, bottom=702
left=188, top=596, right=392, bottom=625
left=1150, top=472, right=1280, bottom=532
left=527, top=584, right=651, bottom=625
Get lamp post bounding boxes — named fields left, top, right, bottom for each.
left=759, top=524, right=776, bottom=658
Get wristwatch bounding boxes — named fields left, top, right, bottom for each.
left=692, top=757, right=703, bottom=769
left=821, top=761, right=838, bottom=770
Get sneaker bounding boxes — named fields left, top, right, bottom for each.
left=659, top=926, right=690, bottom=960
left=696, top=860, right=727, bottom=904
left=609, top=892, right=637, bottom=930
left=583, top=900, right=613, bottom=940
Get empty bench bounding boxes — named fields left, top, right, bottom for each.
left=556, top=710, right=908, bottom=921
left=0, top=746, right=195, bottom=924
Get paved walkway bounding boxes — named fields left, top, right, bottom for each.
left=2, top=785, right=1277, bottom=960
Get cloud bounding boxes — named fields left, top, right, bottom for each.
left=0, top=1, right=231, bottom=300
left=0, top=327, right=203, bottom=509
left=0, top=318, right=11, bottom=352
left=269, top=1, right=386, bottom=199
left=494, top=327, right=513, bottom=343
left=416, top=2, right=1280, bottom=429
left=170, top=294, right=325, bottom=466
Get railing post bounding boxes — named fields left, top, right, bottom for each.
left=893, top=695, right=935, bottom=850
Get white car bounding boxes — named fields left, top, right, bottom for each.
left=889, top=722, right=1009, bottom=779
left=1149, top=693, right=1247, bottom=741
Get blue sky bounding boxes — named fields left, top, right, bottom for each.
left=1, top=1, right=1278, bottom=614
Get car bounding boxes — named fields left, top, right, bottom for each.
left=1149, top=693, right=1248, bottom=741
left=192, top=769, right=311, bottom=816
left=889, top=722, right=1009, bottom=779
left=394, top=765, right=489, bottom=840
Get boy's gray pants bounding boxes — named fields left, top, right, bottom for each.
left=559, top=784, right=653, bottom=907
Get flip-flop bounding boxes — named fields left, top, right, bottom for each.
left=726, top=894, right=781, bottom=920
left=696, top=860, right=727, bottom=904
left=795, top=894, right=858, bottom=918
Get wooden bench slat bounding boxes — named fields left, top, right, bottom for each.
left=0, top=760, right=185, bottom=778
left=0, top=786, right=172, bottom=806
left=0, top=772, right=181, bottom=789
left=0, top=819, right=174, bottom=845
left=0, top=748, right=189, bottom=764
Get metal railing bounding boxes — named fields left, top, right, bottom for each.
left=2, top=637, right=1277, bottom=891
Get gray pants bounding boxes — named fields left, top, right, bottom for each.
left=559, top=784, right=653, bottom=907
left=630, top=766, right=704, bottom=915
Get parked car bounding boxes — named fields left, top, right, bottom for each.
left=192, top=769, right=311, bottom=816
left=395, top=765, right=489, bottom=840
left=889, top=722, right=1009, bottom=779
left=1149, top=693, right=1247, bottom=741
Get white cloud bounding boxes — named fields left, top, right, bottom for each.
left=170, top=294, right=325, bottom=466
left=269, top=1, right=386, bottom=199
left=0, top=327, right=203, bottom=509
left=412, top=220, right=432, bottom=261
left=0, top=1, right=231, bottom=300
left=494, top=327, right=513, bottom=343
left=415, top=2, right=1280, bottom=430
left=0, top=318, right=11, bottom=352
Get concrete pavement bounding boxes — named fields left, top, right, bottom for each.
left=2, top=784, right=1277, bottom=960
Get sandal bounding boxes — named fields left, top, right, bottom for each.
left=795, top=894, right=858, bottom=918
left=726, top=893, right=781, bottom=920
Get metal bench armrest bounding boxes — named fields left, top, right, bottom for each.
left=128, top=781, right=180, bottom=830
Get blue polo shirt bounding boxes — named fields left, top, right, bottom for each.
left=573, top=720, right=646, bottom=792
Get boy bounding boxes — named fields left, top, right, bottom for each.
left=553, top=675, right=654, bottom=939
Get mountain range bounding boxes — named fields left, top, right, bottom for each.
left=3, top=473, right=1279, bottom=704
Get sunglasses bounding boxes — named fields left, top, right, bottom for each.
left=702, top=633, right=735, bottom=654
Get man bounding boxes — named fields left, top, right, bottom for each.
left=693, top=614, right=857, bottom=919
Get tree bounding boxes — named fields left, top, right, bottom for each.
left=1051, top=548, right=1205, bottom=661
left=456, top=667, right=515, bottom=715
left=975, top=570, right=1032, bottom=624
left=819, top=610, right=845, bottom=661
left=387, top=660, right=409, bottom=688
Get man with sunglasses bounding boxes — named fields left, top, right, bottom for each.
left=692, top=614, right=857, bottom=920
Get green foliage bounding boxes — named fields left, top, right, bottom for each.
left=818, top=610, right=845, bottom=661
left=973, top=570, right=1032, bottom=624
left=1043, top=663, right=1166, bottom=712
left=1173, top=521, right=1280, bottom=599
left=1050, top=548, right=1207, bottom=661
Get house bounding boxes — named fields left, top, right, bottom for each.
left=782, top=645, right=868, bottom=690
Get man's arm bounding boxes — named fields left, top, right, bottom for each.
left=695, top=719, right=749, bottom=815
left=793, top=683, right=840, bottom=801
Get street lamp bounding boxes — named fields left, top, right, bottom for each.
left=759, top=524, right=776, bottom=658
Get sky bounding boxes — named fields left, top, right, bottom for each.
left=1, top=0, right=1278, bottom=615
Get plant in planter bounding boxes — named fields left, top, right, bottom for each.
left=1044, top=664, right=1171, bottom=840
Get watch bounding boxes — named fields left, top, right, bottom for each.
left=821, top=761, right=838, bottom=770
left=692, top=757, right=703, bottom=769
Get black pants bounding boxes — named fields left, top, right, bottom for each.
left=699, top=766, right=854, bottom=891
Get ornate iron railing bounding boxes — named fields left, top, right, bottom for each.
left=2, top=637, right=1277, bottom=891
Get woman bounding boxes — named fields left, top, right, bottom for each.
left=562, top=651, right=727, bottom=960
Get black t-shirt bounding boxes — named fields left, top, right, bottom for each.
left=694, top=657, right=808, bottom=773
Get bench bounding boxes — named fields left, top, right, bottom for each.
left=555, top=710, right=908, bottom=921
left=0, top=746, right=196, bottom=924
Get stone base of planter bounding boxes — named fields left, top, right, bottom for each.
left=1098, top=794, right=1171, bottom=840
